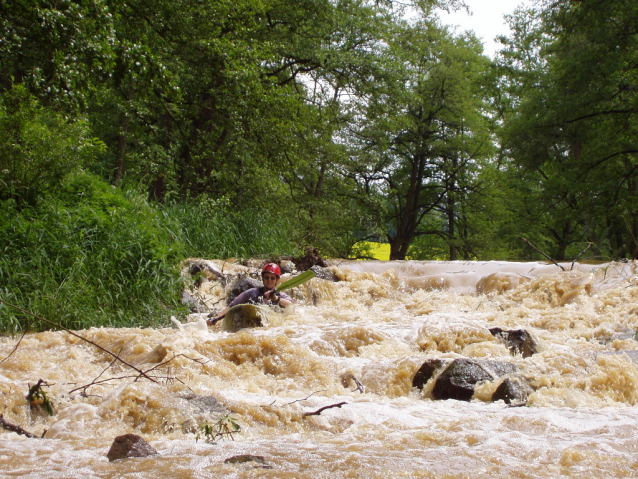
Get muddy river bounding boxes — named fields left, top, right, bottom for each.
left=1, top=260, right=637, bottom=478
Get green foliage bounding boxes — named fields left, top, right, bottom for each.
left=0, top=172, right=298, bottom=333
left=0, top=86, right=105, bottom=206
left=27, top=380, right=55, bottom=416
left=196, top=415, right=241, bottom=444
left=497, top=0, right=638, bottom=260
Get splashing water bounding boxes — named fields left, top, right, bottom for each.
left=1, top=260, right=638, bottom=478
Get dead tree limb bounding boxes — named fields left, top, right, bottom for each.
left=0, top=327, right=28, bottom=364
left=522, top=238, right=565, bottom=271
left=303, top=402, right=347, bottom=417
left=0, top=300, right=158, bottom=383
left=570, top=243, right=592, bottom=271
left=0, top=414, right=38, bottom=438
left=69, top=353, right=209, bottom=396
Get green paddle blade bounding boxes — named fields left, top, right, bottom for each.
left=275, top=269, right=317, bottom=293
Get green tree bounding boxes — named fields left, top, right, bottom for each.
left=0, top=86, right=104, bottom=206
left=498, top=0, right=638, bottom=260
left=348, top=21, right=495, bottom=260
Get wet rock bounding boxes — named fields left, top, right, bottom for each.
left=106, top=434, right=159, bottom=462
left=181, top=290, right=209, bottom=313
left=412, top=359, right=452, bottom=390
left=178, top=392, right=226, bottom=414
left=280, top=260, right=295, bottom=274
left=225, top=454, right=272, bottom=468
left=182, top=259, right=224, bottom=286
left=228, top=276, right=262, bottom=304
left=489, top=328, right=539, bottom=358
left=492, top=377, right=533, bottom=405
left=309, top=265, right=338, bottom=282
left=432, top=358, right=518, bottom=401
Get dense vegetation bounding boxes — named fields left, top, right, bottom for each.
left=1, top=0, right=636, bottom=331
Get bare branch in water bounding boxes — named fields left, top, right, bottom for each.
left=70, top=353, right=209, bottom=396
left=570, top=243, right=592, bottom=271
left=344, top=373, right=365, bottom=393
left=0, top=327, right=28, bottom=364
left=0, top=300, right=158, bottom=383
left=303, top=402, right=347, bottom=417
left=284, top=390, right=327, bottom=406
left=0, top=414, right=39, bottom=438
left=522, top=238, right=565, bottom=271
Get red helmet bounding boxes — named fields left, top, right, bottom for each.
left=262, top=263, right=281, bottom=277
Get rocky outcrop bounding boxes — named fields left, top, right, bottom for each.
left=413, top=358, right=520, bottom=402
left=182, top=259, right=224, bottom=285
left=181, top=290, right=209, bottom=313
left=309, top=265, right=338, bottom=282
left=432, top=358, right=518, bottom=401
left=106, top=434, right=158, bottom=461
left=489, top=328, right=539, bottom=357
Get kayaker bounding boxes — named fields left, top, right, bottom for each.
left=207, top=263, right=293, bottom=326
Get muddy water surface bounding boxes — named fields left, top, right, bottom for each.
left=2, top=260, right=638, bottom=478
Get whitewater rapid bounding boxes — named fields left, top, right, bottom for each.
left=1, top=260, right=637, bottom=478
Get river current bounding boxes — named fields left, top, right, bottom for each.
left=1, top=260, right=638, bottom=478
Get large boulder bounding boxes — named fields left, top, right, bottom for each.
left=106, top=434, right=158, bottom=461
left=489, top=328, right=539, bottom=358
left=432, top=358, right=518, bottom=401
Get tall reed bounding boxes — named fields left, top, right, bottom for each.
left=0, top=173, right=297, bottom=333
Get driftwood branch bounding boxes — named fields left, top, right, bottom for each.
left=0, top=414, right=39, bottom=438
left=570, top=243, right=592, bottom=271
left=0, top=328, right=28, bottom=364
left=303, top=402, right=347, bottom=417
left=69, top=353, right=210, bottom=396
left=522, top=238, right=565, bottom=271
left=0, top=300, right=158, bottom=383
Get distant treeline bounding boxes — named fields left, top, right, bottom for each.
left=1, top=0, right=637, bottom=330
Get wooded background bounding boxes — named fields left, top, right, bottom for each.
left=1, top=0, right=636, bottom=329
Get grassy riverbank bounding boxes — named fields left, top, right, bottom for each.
left=0, top=172, right=298, bottom=334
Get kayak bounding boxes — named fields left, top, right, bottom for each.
left=221, top=304, right=270, bottom=332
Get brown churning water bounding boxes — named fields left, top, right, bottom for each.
left=1, top=260, right=638, bottom=478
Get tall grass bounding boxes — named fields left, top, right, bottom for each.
left=0, top=173, right=297, bottom=333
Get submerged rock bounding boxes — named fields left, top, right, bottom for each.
left=432, top=358, right=518, bottom=401
left=489, top=328, right=539, bottom=357
left=106, top=434, right=158, bottom=461
left=225, top=454, right=272, bottom=468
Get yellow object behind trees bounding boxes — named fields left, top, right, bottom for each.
left=357, top=242, right=390, bottom=261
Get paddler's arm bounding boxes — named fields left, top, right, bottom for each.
left=207, top=289, right=253, bottom=326
left=207, top=307, right=229, bottom=326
